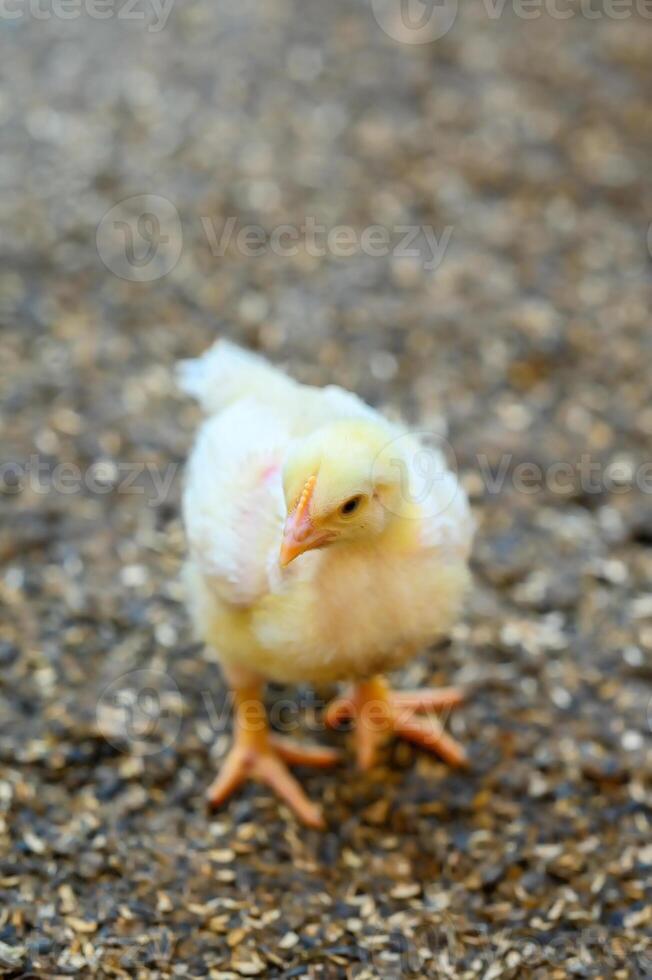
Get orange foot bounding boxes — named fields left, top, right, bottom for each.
left=325, top=675, right=468, bottom=771
left=207, top=686, right=339, bottom=829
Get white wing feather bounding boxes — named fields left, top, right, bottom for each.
left=177, top=337, right=380, bottom=432
left=182, top=400, right=288, bottom=606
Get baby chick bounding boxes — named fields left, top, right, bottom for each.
left=178, top=340, right=474, bottom=828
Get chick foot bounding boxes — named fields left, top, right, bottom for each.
left=207, top=686, right=340, bottom=829
left=325, top=676, right=468, bottom=771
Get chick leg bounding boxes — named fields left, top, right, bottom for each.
left=207, top=684, right=340, bottom=829
left=325, top=675, right=468, bottom=771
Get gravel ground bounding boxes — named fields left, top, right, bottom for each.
left=1, top=1, right=651, bottom=977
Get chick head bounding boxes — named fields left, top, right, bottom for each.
left=280, top=420, right=407, bottom=566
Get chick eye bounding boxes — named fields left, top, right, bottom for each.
left=340, top=495, right=363, bottom=516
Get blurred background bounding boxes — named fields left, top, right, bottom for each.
left=0, top=1, right=651, bottom=976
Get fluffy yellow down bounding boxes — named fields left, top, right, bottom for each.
left=179, top=339, right=473, bottom=688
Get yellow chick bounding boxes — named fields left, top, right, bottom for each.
left=178, top=340, right=474, bottom=828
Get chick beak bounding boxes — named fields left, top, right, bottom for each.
left=280, top=475, right=331, bottom=567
